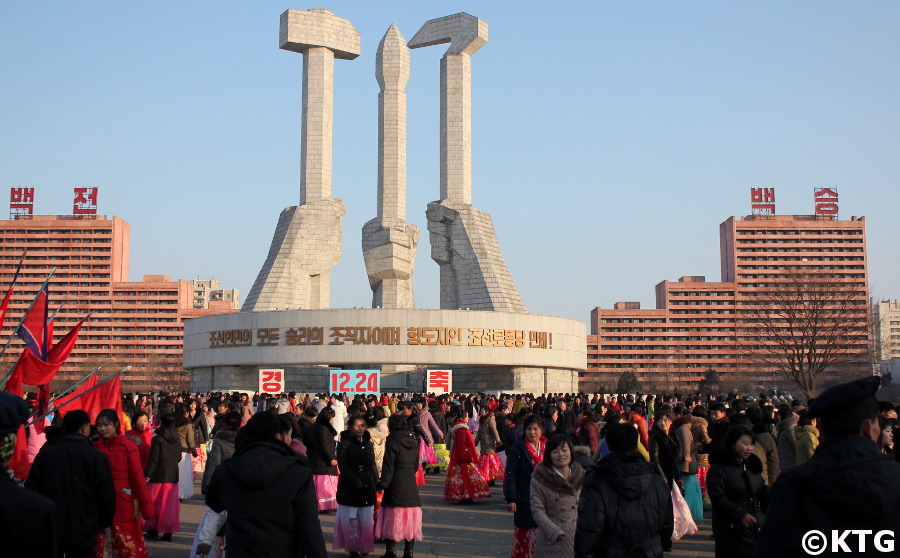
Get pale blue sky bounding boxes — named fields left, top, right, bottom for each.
left=2, top=2, right=898, bottom=329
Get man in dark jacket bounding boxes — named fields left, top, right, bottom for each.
left=0, top=392, right=57, bottom=558
left=575, top=423, right=673, bottom=557
left=202, top=410, right=240, bottom=494
left=26, top=409, right=116, bottom=558
left=703, top=402, right=731, bottom=454
left=756, top=376, right=900, bottom=557
left=206, top=412, right=327, bottom=558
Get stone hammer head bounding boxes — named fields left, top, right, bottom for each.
left=408, top=12, right=487, bottom=56
left=279, top=8, right=361, bottom=60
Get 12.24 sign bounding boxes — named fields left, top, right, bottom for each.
left=330, top=369, right=380, bottom=394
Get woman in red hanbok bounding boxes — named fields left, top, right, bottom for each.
left=444, top=409, right=491, bottom=504
left=93, top=408, right=155, bottom=558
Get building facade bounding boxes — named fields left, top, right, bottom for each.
left=875, top=299, right=900, bottom=377
left=0, top=215, right=238, bottom=391
left=191, top=278, right=240, bottom=310
left=585, top=214, right=870, bottom=392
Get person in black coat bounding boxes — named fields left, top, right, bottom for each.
left=647, top=412, right=679, bottom=488
left=144, top=413, right=183, bottom=540
left=703, top=403, right=731, bottom=455
left=576, top=423, right=673, bottom=558
left=756, top=376, right=900, bottom=558
left=334, top=416, right=379, bottom=557
left=504, top=414, right=547, bottom=555
left=26, top=409, right=116, bottom=557
left=707, top=425, right=768, bottom=558
left=308, top=407, right=339, bottom=512
left=201, top=411, right=240, bottom=494
left=377, top=414, right=422, bottom=558
left=0, top=391, right=57, bottom=558
left=206, top=411, right=327, bottom=558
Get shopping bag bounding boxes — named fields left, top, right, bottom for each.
left=415, top=462, right=426, bottom=486
left=671, top=483, right=698, bottom=541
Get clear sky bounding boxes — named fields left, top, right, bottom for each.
left=2, top=2, right=898, bottom=329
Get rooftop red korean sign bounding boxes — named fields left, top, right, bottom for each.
left=750, top=187, right=775, bottom=215
left=814, top=187, right=838, bottom=219
left=73, top=187, right=98, bottom=215
left=10, top=187, right=34, bottom=218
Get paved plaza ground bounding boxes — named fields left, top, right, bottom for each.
left=148, top=473, right=714, bottom=558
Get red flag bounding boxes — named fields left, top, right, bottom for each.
left=11, top=319, right=83, bottom=392
left=82, top=374, right=122, bottom=423
left=18, top=287, right=49, bottom=358
left=55, top=373, right=99, bottom=416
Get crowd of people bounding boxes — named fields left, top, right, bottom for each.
left=2, top=380, right=900, bottom=557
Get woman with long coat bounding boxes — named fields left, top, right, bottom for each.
left=334, top=416, right=379, bottom=557
left=377, top=414, right=423, bottom=558
left=673, top=412, right=703, bottom=521
left=707, top=425, right=768, bottom=558
left=176, top=404, right=197, bottom=499
left=309, top=406, right=339, bottom=512
left=504, top=414, right=547, bottom=558
left=143, top=413, right=182, bottom=541
left=189, top=399, right=209, bottom=475
left=529, top=434, right=584, bottom=558
left=444, top=409, right=491, bottom=503
left=648, top=412, right=679, bottom=488
left=93, top=408, right=155, bottom=557
left=475, top=407, right=504, bottom=484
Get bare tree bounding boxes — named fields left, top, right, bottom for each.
left=740, top=269, right=870, bottom=400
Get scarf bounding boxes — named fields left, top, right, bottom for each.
left=525, top=436, right=547, bottom=469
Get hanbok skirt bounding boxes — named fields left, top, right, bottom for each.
left=143, top=482, right=181, bottom=534
left=375, top=506, right=423, bottom=542
left=91, top=523, right=148, bottom=558
left=478, top=453, right=505, bottom=482
left=192, top=445, right=207, bottom=474
left=178, top=452, right=194, bottom=499
left=314, top=474, right=339, bottom=511
left=444, top=462, right=491, bottom=502
left=698, top=465, right=709, bottom=495
left=510, top=527, right=536, bottom=558
left=433, top=443, right=450, bottom=471
left=333, top=505, right=375, bottom=553
left=682, top=473, right=704, bottom=522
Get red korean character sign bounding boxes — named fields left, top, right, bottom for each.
left=258, top=368, right=285, bottom=395
left=10, top=187, right=34, bottom=218
left=329, top=369, right=380, bottom=395
left=426, top=369, right=452, bottom=395
left=750, top=187, right=775, bottom=215
left=73, top=187, right=99, bottom=215
left=814, top=187, right=838, bottom=217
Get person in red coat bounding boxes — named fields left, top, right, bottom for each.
left=124, top=410, right=154, bottom=471
left=444, top=408, right=491, bottom=504
left=95, top=408, right=155, bottom=558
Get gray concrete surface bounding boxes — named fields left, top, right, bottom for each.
left=147, top=474, right=714, bottom=557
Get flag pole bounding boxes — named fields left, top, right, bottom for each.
left=26, top=366, right=129, bottom=426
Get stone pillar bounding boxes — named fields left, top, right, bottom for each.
left=243, top=9, right=360, bottom=312
left=362, top=24, right=420, bottom=310
left=409, top=13, right=526, bottom=312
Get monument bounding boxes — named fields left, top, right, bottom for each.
left=362, top=24, right=420, bottom=310
left=186, top=10, right=585, bottom=394
left=242, top=9, right=360, bottom=312
left=409, top=14, right=526, bottom=312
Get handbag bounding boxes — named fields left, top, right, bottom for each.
left=671, top=483, right=698, bottom=541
